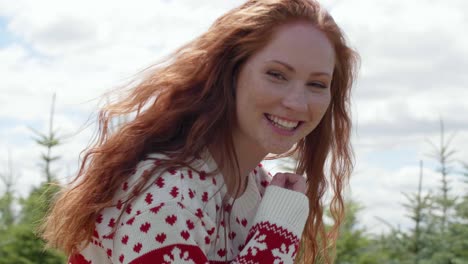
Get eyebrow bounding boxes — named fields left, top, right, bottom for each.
left=269, top=60, right=332, bottom=77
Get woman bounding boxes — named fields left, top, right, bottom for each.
left=43, top=0, right=359, bottom=263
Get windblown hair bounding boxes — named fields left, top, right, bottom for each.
left=42, top=0, right=359, bottom=263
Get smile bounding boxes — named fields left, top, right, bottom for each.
left=265, top=114, right=302, bottom=131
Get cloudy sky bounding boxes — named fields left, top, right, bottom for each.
left=1, top=0, right=467, bottom=234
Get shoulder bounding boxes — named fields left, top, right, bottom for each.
left=124, top=152, right=223, bottom=215
left=95, top=153, right=222, bottom=236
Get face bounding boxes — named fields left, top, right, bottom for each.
left=233, top=21, right=335, bottom=156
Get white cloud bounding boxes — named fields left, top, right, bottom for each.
left=0, top=0, right=467, bottom=234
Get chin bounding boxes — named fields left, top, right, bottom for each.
left=265, top=143, right=295, bottom=155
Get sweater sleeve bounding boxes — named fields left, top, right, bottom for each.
left=234, top=185, right=309, bottom=263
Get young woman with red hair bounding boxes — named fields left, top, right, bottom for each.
left=42, top=0, right=359, bottom=263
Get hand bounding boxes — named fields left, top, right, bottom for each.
left=269, top=172, right=307, bottom=195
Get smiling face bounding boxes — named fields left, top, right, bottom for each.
left=233, top=21, right=335, bottom=156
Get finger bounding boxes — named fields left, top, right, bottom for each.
left=282, top=173, right=304, bottom=184
left=283, top=173, right=307, bottom=193
left=270, top=173, right=287, bottom=186
left=294, top=180, right=307, bottom=194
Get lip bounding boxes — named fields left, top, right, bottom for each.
left=265, top=113, right=302, bottom=123
left=264, top=114, right=302, bottom=136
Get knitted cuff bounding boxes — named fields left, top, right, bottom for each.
left=253, top=185, right=309, bottom=238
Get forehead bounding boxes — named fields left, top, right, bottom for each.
left=252, top=21, right=335, bottom=73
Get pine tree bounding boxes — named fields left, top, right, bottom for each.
left=426, top=120, right=458, bottom=263
left=448, top=162, right=468, bottom=262
left=374, top=161, right=433, bottom=264
left=334, top=199, right=384, bottom=264
left=401, top=161, right=433, bottom=263
left=0, top=94, right=66, bottom=263
left=456, top=162, right=468, bottom=219
left=0, top=150, right=16, bottom=228
left=427, top=120, right=457, bottom=232
left=30, top=93, right=62, bottom=183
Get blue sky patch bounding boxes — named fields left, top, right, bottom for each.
left=0, top=16, right=49, bottom=60
left=0, top=16, right=15, bottom=48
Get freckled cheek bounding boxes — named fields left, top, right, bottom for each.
left=253, top=79, right=270, bottom=94
left=251, top=84, right=276, bottom=107
left=307, top=96, right=331, bottom=115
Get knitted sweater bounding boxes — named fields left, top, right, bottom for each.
left=69, top=151, right=309, bottom=264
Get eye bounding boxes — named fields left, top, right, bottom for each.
left=307, top=82, right=328, bottom=89
left=266, top=70, right=287, bottom=81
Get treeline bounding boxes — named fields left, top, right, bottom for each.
left=321, top=121, right=468, bottom=263
left=0, top=97, right=467, bottom=263
left=0, top=94, right=65, bottom=263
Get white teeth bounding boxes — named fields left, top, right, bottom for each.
left=267, top=114, right=299, bottom=129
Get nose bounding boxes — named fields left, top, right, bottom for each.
left=281, top=84, right=308, bottom=113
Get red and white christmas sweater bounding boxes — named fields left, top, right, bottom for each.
left=69, top=151, right=309, bottom=264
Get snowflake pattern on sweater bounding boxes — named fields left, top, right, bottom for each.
left=69, top=152, right=309, bottom=264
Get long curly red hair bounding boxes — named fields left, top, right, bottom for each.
left=42, top=1, right=359, bottom=263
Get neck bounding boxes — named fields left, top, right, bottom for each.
left=208, top=133, right=266, bottom=198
